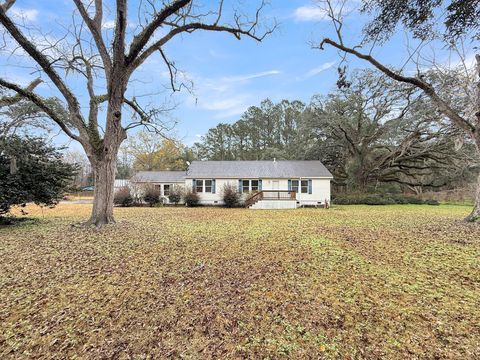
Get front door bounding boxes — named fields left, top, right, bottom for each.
left=272, top=181, right=279, bottom=190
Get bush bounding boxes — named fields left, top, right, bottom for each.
left=0, top=135, right=77, bottom=217
left=143, top=185, right=161, bottom=207
left=222, top=183, right=241, bottom=208
left=424, top=199, right=440, bottom=206
left=333, top=193, right=438, bottom=205
left=184, top=189, right=200, bottom=207
left=114, top=186, right=133, bottom=207
left=168, top=186, right=183, bottom=205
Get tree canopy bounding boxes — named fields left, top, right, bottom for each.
left=0, top=135, right=77, bottom=216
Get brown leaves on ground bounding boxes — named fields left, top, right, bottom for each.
left=0, top=204, right=479, bottom=359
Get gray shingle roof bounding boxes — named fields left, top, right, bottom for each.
left=186, top=161, right=333, bottom=179
left=131, top=171, right=186, bottom=182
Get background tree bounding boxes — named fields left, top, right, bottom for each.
left=63, top=150, right=93, bottom=188
left=317, top=0, right=480, bottom=221
left=0, top=0, right=273, bottom=226
left=0, top=135, right=77, bottom=217
left=123, top=131, right=190, bottom=171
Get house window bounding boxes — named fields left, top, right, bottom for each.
left=241, top=179, right=261, bottom=193
left=196, top=179, right=204, bottom=193
left=163, top=184, right=170, bottom=196
left=195, top=179, right=214, bottom=193
left=154, top=184, right=161, bottom=192
left=205, top=179, right=212, bottom=193
left=301, top=180, right=309, bottom=194
left=242, top=179, right=250, bottom=193
left=291, top=180, right=299, bottom=193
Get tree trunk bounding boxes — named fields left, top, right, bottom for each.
left=89, top=155, right=117, bottom=226
left=465, top=171, right=480, bottom=223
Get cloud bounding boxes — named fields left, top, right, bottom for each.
left=187, top=70, right=281, bottom=118
left=102, top=20, right=116, bottom=29
left=294, top=5, right=328, bottom=22
left=10, top=8, right=38, bottom=22
left=222, top=70, right=281, bottom=83
left=305, top=61, right=336, bottom=77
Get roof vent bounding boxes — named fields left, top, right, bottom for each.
left=273, top=158, right=276, bottom=163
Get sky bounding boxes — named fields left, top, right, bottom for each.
left=0, top=0, right=471, bottom=151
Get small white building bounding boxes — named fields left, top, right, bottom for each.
left=130, top=160, right=333, bottom=209
left=130, top=171, right=185, bottom=204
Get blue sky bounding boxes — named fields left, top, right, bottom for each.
left=1, top=0, right=472, bottom=150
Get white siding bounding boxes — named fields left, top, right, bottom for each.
left=185, top=177, right=331, bottom=206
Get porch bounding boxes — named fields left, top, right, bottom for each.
left=245, top=190, right=298, bottom=209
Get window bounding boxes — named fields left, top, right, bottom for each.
left=242, top=179, right=261, bottom=193
left=301, top=180, right=309, bottom=194
left=242, top=179, right=250, bottom=193
left=205, top=179, right=212, bottom=193
left=154, top=184, right=161, bottom=192
left=163, top=184, right=170, bottom=196
left=195, top=179, right=214, bottom=193
left=291, top=180, right=299, bottom=193
left=196, top=179, right=204, bottom=193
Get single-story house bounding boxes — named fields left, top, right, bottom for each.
left=130, top=160, right=333, bottom=208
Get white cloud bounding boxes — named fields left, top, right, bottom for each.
left=102, top=20, right=115, bottom=29
left=294, top=5, right=328, bottom=22
left=187, top=70, right=281, bottom=118
left=305, top=61, right=336, bottom=77
left=222, top=70, right=281, bottom=83
left=10, top=8, right=38, bottom=22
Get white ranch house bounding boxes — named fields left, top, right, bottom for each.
left=130, top=160, right=333, bottom=209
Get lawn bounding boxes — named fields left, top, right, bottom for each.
left=1, top=204, right=479, bottom=359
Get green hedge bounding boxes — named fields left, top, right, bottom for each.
left=333, top=194, right=439, bottom=206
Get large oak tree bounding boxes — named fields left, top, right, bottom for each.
left=0, top=0, right=272, bottom=226
left=317, top=0, right=480, bottom=222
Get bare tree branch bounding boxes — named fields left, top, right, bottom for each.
left=0, top=0, right=15, bottom=12
left=72, top=0, right=112, bottom=77
left=319, top=38, right=476, bottom=134
left=0, top=7, right=87, bottom=134
left=0, top=78, right=80, bottom=142
left=126, top=0, right=191, bottom=65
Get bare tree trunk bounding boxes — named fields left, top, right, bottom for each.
left=465, top=161, right=480, bottom=223
left=89, top=155, right=117, bottom=226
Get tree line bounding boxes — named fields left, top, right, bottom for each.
left=192, top=70, right=478, bottom=193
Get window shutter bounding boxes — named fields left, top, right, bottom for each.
left=288, top=179, right=292, bottom=191
left=238, top=179, right=242, bottom=193
left=259, top=179, right=262, bottom=191
left=212, top=179, right=216, bottom=194
left=308, top=179, right=312, bottom=194
left=192, top=179, right=196, bottom=191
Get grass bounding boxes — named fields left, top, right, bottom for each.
left=1, top=204, right=479, bottom=359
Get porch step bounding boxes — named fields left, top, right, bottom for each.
left=249, top=199, right=298, bottom=209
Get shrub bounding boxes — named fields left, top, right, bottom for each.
left=114, top=186, right=133, bottom=207
left=222, top=183, right=241, bottom=208
left=0, top=135, right=77, bottom=217
left=333, top=193, right=435, bottom=205
left=143, top=185, right=161, bottom=207
left=168, top=186, right=183, bottom=205
left=184, top=189, right=200, bottom=207
left=424, top=199, right=440, bottom=206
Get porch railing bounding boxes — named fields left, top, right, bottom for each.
left=244, top=190, right=296, bottom=208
